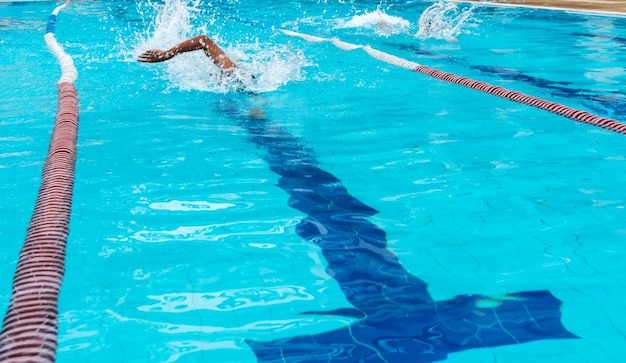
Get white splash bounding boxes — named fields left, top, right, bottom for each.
left=131, top=0, right=307, bottom=93
left=415, top=1, right=476, bottom=42
left=335, top=9, right=411, bottom=36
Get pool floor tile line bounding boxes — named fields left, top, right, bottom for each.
left=216, top=99, right=577, bottom=362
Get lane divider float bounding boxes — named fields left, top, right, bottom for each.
left=0, top=1, right=78, bottom=362
left=281, top=29, right=626, bottom=136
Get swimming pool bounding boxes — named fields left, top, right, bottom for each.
left=1, top=0, right=626, bottom=361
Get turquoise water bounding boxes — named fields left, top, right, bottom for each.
left=1, top=0, right=626, bottom=362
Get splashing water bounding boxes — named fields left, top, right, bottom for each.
left=415, top=1, right=476, bottom=41
left=131, top=0, right=307, bottom=93
left=335, top=9, right=411, bottom=36
left=136, top=0, right=204, bottom=49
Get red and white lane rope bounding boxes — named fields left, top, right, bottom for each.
left=282, top=29, right=626, bottom=135
left=0, top=1, right=78, bottom=362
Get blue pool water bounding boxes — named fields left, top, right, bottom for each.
left=1, top=0, right=626, bottom=362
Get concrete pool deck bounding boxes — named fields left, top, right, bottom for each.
left=454, top=0, right=626, bottom=16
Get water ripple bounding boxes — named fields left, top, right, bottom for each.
left=132, top=218, right=301, bottom=243
left=138, top=285, right=313, bottom=313
left=148, top=200, right=236, bottom=211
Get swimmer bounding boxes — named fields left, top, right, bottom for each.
left=138, top=35, right=240, bottom=77
left=139, top=34, right=263, bottom=114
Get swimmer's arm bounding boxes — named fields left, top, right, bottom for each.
left=137, top=35, right=237, bottom=72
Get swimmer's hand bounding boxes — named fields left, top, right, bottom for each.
left=137, top=49, right=174, bottom=63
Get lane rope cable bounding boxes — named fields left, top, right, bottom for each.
left=281, top=29, right=626, bottom=136
left=0, top=1, right=78, bottom=362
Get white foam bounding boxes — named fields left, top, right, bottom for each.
left=131, top=0, right=307, bottom=93
left=415, top=1, right=476, bottom=42
left=335, top=9, right=411, bottom=36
